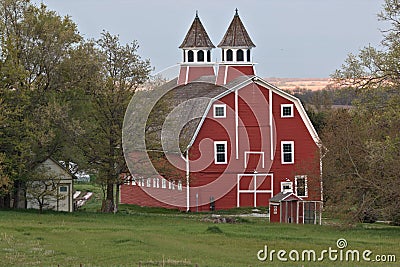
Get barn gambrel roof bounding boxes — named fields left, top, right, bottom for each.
left=144, top=74, right=321, bottom=155
left=185, top=76, right=321, bottom=150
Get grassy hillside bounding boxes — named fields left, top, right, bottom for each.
left=0, top=208, right=398, bottom=267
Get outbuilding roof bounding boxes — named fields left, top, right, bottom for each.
left=269, top=192, right=302, bottom=203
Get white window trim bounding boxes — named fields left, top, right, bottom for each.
left=281, top=104, right=294, bottom=118
left=281, top=181, right=293, bottom=193
left=281, top=141, right=294, bottom=164
left=295, top=175, right=308, bottom=197
left=161, top=179, right=166, bottom=189
left=146, top=178, right=151, bottom=187
left=177, top=180, right=182, bottom=191
left=213, top=104, right=226, bottom=118
left=214, top=141, right=228, bottom=164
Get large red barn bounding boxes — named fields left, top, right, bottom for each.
left=121, top=10, right=323, bottom=224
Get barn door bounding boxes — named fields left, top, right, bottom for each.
left=237, top=173, right=273, bottom=207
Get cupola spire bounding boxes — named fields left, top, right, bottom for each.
left=218, top=9, right=255, bottom=49
left=177, top=12, right=215, bottom=85
left=216, top=10, right=256, bottom=85
left=179, top=12, right=215, bottom=49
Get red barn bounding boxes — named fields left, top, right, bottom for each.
left=121, top=10, right=323, bottom=223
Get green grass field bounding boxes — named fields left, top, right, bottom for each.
left=0, top=184, right=398, bottom=266
left=0, top=209, right=398, bottom=267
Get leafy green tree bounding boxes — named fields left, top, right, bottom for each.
left=72, top=32, right=151, bottom=213
left=0, top=0, right=82, bottom=208
left=325, top=0, right=400, bottom=223
left=333, top=0, right=400, bottom=89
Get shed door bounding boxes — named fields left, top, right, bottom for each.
left=282, top=201, right=298, bottom=223
left=58, top=184, right=70, bottom=212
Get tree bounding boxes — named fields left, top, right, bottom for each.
left=0, top=153, right=12, bottom=208
left=325, top=0, right=400, bottom=223
left=0, top=1, right=151, bottom=213
left=73, top=32, right=151, bottom=213
left=0, top=0, right=82, bottom=208
left=333, top=0, right=400, bottom=88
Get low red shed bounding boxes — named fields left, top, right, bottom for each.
left=269, top=192, right=322, bottom=224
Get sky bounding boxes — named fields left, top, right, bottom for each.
left=32, top=0, right=386, bottom=78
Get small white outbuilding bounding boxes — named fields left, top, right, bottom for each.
left=26, top=158, right=75, bottom=212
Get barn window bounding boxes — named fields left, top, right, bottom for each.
left=281, top=181, right=293, bottom=193
left=214, top=141, right=227, bottom=164
left=123, top=174, right=130, bottom=185
left=247, top=49, right=251, bottom=61
left=146, top=178, right=151, bottom=187
left=188, top=50, right=194, bottom=62
left=207, top=50, right=211, bottom=62
left=156, top=178, right=160, bottom=188
left=213, top=104, right=226, bottom=118
left=226, top=49, right=233, bottom=61
left=281, top=141, right=294, bottom=164
left=295, top=175, right=308, bottom=197
left=153, top=178, right=157, bottom=188
left=197, top=50, right=204, bottom=62
left=161, top=179, right=166, bottom=189
left=281, top=104, right=294, bottom=118
left=273, top=205, right=278, bottom=215
left=237, top=49, right=244, bottom=61
left=177, top=180, right=182, bottom=191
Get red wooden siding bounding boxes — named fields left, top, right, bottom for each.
left=177, top=65, right=215, bottom=85
left=121, top=79, right=321, bottom=211
left=216, top=65, right=255, bottom=85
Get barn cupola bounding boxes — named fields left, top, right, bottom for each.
left=177, top=11, right=216, bottom=85
left=216, top=9, right=256, bottom=85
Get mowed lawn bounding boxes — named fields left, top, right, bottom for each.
left=0, top=207, right=399, bottom=267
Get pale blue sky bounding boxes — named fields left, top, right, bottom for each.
left=33, top=0, right=385, bottom=78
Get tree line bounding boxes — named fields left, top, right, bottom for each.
left=295, top=0, right=400, bottom=224
left=0, top=0, right=151, bottom=212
